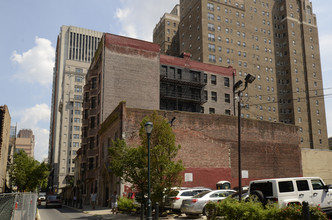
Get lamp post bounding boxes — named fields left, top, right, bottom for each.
left=233, top=74, right=255, bottom=202
left=144, top=121, right=153, bottom=220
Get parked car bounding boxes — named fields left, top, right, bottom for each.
left=45, top=195, right=62, bottom=208
left=181, top=189, right=236, bottom=216
left=248, top=177, right=332, bottom=215
left=230, top=189, right=249, bottom=201
left=164, top=187, right=211, bottom=212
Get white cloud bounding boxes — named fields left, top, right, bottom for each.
left=11, top=37, right=55, bottom=86
left=14, top=104, right=50, bottom=162
left=115, top=8, right=131, bottom=20
left=113, top=0, right=178, bottom=41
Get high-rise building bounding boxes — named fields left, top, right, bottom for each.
left=154, top=0, right=328, bottom=149
left=153, top=4, right=180, bottom=56
left=15, top=129, right=35, bottom=158
left=0, top=105, right=11, bottom=193
left=48, top=25, right=102, bottom=192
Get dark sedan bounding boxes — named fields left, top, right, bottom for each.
left=45, top=195, right=62, bottom=208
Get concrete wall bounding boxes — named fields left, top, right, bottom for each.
left=301, top=148, right=332, bottom=184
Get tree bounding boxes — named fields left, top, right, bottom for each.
left=109, top=112, right=184, bottom=207
left=9, top=150, right=49, bottom=192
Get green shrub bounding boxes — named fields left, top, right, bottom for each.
left=205, top=198, right=328, bottom=220
left=117, top=196, right=136, bottom=212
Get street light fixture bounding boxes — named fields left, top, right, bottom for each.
left=233, top=73, right=255, bottom=202
left=144, top=121, right=153, bottom=220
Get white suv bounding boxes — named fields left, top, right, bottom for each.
left=248, top=177, right=332, bottom=214
left=164, top=187, right=211, bottom=212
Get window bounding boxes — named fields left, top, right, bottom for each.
left=208, top=33, right=215, bottom=41
left=279, top=181, right=294, bottom=193
left=311, top=179, right=324, bottom=190
left=208, top=23, right=215, bottom=31
left=190, top=71, right=200, bottom=82
left=207, top=2, right=214, bottom=11
left=209, top=108, right=215, bottom=114
left=75, top=110, right=81, bottom=115
left=74, top=118, right=80, bottom=123
left=74, top=86, right=82, bottom=93
left=75, top=76, right=83, bottom=82
left=74, top=95, right=82, bottom=100
left=211, top=92, right=217, bottom=101
left=211, top=75, right=217, bottom=85
left=204, top=74, right=207, bottom=83
left=209, top=54, right=216, bottom=63
left=74, top=126, right=80, bottom=131
left=91, top=97, right=96, bottom=108
left=296, top=180, right=309, bottom=191
left=208, top=13, right=214, bottom=20
left=204, top=90, right=208, bottom=101
left=208, top=44, right=216, bottom=52
left=224, top=77, right=230, bottom=87
left=73, top=134, right=80, bottom=139
left=225, top=94, right=230, bottom=103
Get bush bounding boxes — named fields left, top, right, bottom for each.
left=117, top=197, right=136, bottom=212
left=205, top=198, right=328, bottom=220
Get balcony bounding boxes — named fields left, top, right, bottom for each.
left=89, top=108, right=98, bottom=116
left=87, top=148, right=98, bottom=157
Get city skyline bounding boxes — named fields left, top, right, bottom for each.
left=1, top=0, right=332, bottom=161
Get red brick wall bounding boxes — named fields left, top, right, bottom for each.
left=102, top=102, right=302, bottom=190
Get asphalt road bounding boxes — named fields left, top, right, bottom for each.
left=38, top=205, right=99, bottom=220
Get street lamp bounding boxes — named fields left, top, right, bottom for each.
left=233, top=73, right=255, bottom=202
left=144, top=121, right=153, bottom=220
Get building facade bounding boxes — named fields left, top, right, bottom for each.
left=79, top=33, right=235, bottom=203
left=153, top=4, right=180, bottom=56
left=48, top=25, right=103, bottom=192
left=85, top=101, right=302, bottom=206
left=15, top=129, right=35, bottom=158
left=154, top=0, right=328, bottom=150
left=0, top=105, right=11, bottom=193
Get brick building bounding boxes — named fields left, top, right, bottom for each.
left=97, top=102, right=301, bottom=206
left=154, top=0, right=328, bottom=150
left=77, top=32, right=303, bottom=206
left=15, top=129, right=35, bottom=158
left=0, top=105, right=11, bottom=193
left=79, top=33, right=236, bottom=204
left=153, top=4, right=180, bottom=56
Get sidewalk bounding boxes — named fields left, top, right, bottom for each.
left=64, top=204, right=206, bottom=219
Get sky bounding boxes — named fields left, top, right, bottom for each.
left=0, top=0, right=332, bottom=162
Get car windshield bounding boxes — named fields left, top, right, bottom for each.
left=47, top=195, right=60, bottom=200
left=193, top=191, right=210, bottom=198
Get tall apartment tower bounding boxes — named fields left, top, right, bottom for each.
left=0, top=105, right=11, bottom=193
left=155, top=0, right=328, bottom=149
left=48, top=25, right=102, bottom=192
left=153, top=4, right=181, bottom=56
left=15, top=129, right=35, bottom=158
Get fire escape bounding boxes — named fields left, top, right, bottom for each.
left=160, top=65, right=206, bottom=113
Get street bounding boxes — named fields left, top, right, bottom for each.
left=37, top=201, right=207, bottom=220
left=38, top=202, right=100, bottom=220
left=39, top=206, right=100, bottom=220
left=38, top=204, right=100, bottom=220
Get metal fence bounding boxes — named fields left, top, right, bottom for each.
left=0, top=193, right=37, bottom=220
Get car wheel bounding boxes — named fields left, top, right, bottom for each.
left=202, top=207, right=206, bottom=216
left=250, top=190, right=266, bottom=205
